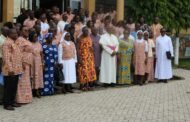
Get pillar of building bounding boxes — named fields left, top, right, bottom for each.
left=88, top=0, right=95, bottom=16
left=3, top=0, right=14, bottom=22
left=83, top=0, right=95, bottom=16
left=116, top=0, right=124, bottom=21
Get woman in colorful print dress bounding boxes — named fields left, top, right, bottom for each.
left=16, top=26, right=33, bottom=104
left=29, top=31, right=44, bottom=98
left=117, top=29, right=134, bottom=85
left=77, top=27, right=97, bottom=91
left=41, top=33, right=58, bottom=96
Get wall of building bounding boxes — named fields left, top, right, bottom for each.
left=95, top=0, right=116, bottom=11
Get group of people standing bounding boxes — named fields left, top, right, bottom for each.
left=0, top=6, right=174, bottom=111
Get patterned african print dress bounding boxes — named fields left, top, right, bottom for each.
left=117, top=39, right=134, bottom=84
left=31, top=42, right=44, bottom=89
left=41, top=43, right=58, bottom=96
left=16, top=37, right=33, bottom=104
left=77, top=36, right=97, bottom=84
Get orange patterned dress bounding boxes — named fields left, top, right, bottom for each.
left=77, top=36, right=97, bottom=84
left=16, top=37, right=33, bottom=104
left=31, top=42, right=44, bottom=89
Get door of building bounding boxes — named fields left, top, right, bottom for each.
left=40, top=0, right=63, bottom=12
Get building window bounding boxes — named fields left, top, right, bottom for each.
left=0, top=0, right=2, bottom=22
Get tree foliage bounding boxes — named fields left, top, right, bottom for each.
left=125, top=0, right=190, bottom=35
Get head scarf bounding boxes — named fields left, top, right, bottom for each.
left=60, top=31, right=68, bottom=42
left=143, top=30, right=149, bottom=37
left=137, top=30, right=143, bottom=35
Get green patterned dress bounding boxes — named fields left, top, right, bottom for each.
left=117, top=39, right=134, bottom=84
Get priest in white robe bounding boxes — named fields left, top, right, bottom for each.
left=155, top=28, right=174, bottom=83
left=99, top=26, right=119, bottom=86
left=58, top=32, right=77, bottom=93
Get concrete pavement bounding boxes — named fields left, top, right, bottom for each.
left=0, top=68, right=190, bottom=122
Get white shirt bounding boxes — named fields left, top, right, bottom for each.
left=57, top=21, right=68, bottom=33
left=0, top=34, right=6, bottom=58
left=41, top=22, right=49, bottom=32
left=147, top=39, right=155, bottom=57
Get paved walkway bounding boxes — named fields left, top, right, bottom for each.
left=0, top=68, right=190, bottom=122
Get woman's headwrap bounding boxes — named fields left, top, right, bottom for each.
left=137, top=30, right=143, bottom=35
left=61, top=32, right=69, bottom=42
left=143, top=30, right=149, bottom=37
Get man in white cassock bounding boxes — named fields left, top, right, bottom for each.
left=99, top=26, right=119, bottom=86
left=155, top=28, right=174, bottom=83
left=58, top=32, right=77, bottom=93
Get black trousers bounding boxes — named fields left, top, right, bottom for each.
left=3, top=75, right=19, bottom=108
left=0, top=85, right=3, bottom=104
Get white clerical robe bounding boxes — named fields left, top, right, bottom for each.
left=58, top=41, right=77, bottom=84
left=155, top=35, right=174, bottom=79
left=57, top=21, right=68, bottom=34
left=99, top=33, right=119, bottom=84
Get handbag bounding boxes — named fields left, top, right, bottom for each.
left=166, top=51, right=172, bottom=60
left=54, top=64, right=64, bottom=84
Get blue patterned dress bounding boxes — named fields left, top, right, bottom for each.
left=41, top=43, right=58, bottom=96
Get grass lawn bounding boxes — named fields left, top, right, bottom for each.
left=178, top=58, right=190, bottom=69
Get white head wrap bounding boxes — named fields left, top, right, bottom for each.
left=143, top=30, right=149, bottom=36
left=60, top=32, right=69, bottom=42
left=137, top=30, right=143, bottom=35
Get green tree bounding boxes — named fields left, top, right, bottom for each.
left=125, top=0, right=190, bottom=65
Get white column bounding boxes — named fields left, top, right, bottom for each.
left=174, top=37, right=180, bottom=65
left=36, top=0, right=40, bottom=9
left=29, top=0, right=32, bottom=10
left=24, top=0, right=28, bottom=9
left=13, top=0, right=21, bottom=22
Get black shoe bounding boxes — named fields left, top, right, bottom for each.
left=163, top=80, right=168, bottom=83
left=4, top=106, right=15, bottom=111
left=62, top=89, right=67, bottom=94
left=139, top=83, right=143, bottom=86
left=12, top=103, right=21, bottom=107
left=36, top=89, right=42, bottom=98
left=132, top=82, right=138, bottom=85
left=110, top=83, right=116, bottom=87
left=62, top=86, right=67, bottom=94
left=67, top=90, right=74, bottom=93
left=157, top=80, right=162, bottom=83
left=103, top=83, right=109, bottom=88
